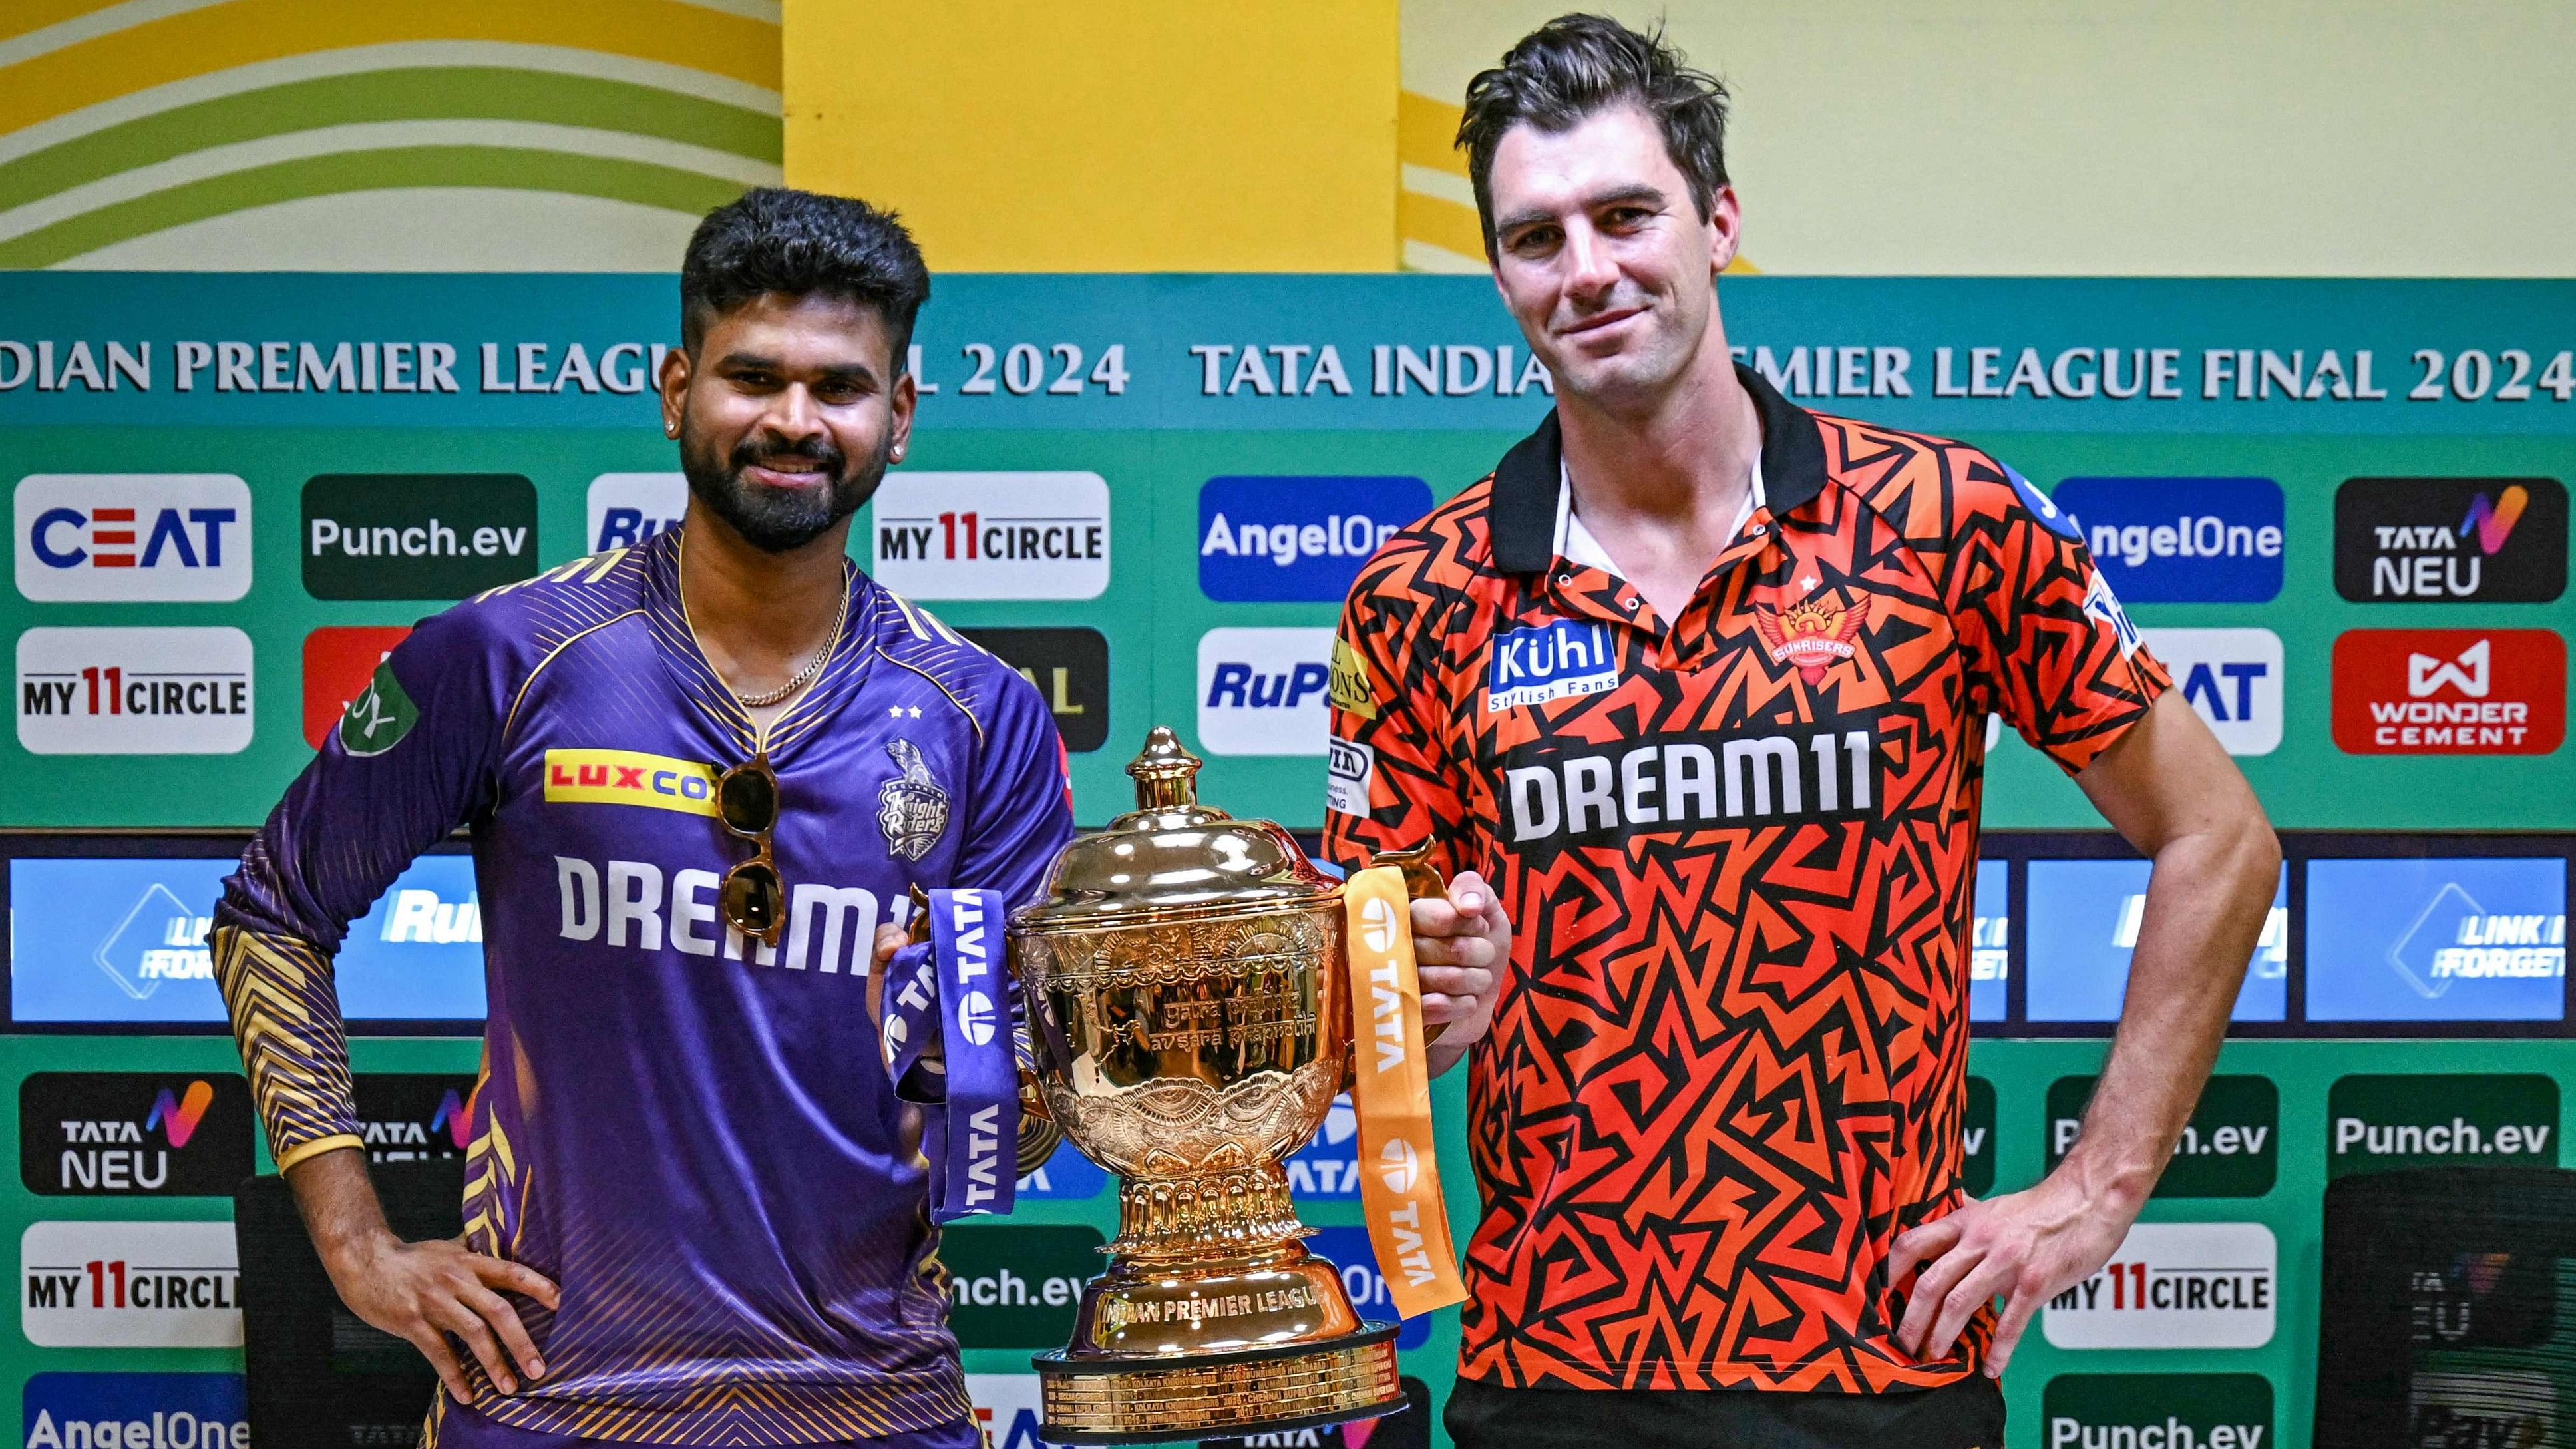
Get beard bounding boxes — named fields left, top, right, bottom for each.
left=677, top=416, right=892, bottom=554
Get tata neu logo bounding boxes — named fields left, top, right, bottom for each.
left=19, top=1074, right=252, bottom=1196
left=20, top=1220, right=242, bottom=1348
left=2335, top=476, right=2566, bottom=602
left=870, top=472, right=1109, bottom=600
left=15, top=475, right=251, bottom=602
left=2042, top=1221, right=2276, bottom=1350
left=16, top=626, right=254, bottom=755
left=302, top=473, right=539, bottom=600
left=2332, top=628, right=2564, bottom=755
left=349, top=1074, right=479, bottom=1163
left=301, top=626, right=411, bottom=748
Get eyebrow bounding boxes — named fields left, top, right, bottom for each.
left=716, top=352, right=880, bottom=387
left=1493, top=184, right=1672, bottom=238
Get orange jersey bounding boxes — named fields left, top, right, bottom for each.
left=1324, top=368, right=2169, bottom=1392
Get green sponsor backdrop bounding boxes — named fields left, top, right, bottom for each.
left=0, top=275, right=2570, bottom=1449
left=2049, top=1076, right=2280, bottom=1198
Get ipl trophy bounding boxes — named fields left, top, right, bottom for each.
left=1005, top=727, right=1447, bottom=1444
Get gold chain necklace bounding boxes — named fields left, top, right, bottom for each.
left=727, top=567, right=852, bottom=710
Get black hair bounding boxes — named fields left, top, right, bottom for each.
left=678, top=187, right=931, bottom=367
left=1455, top=14, right=1731, bottom=258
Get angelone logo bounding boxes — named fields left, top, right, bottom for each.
left=1196, top=475, right=1431, bottom=602
left=351, top=1075, right=480, bottom=1162
left=586, top=472, right=686, bottom=552
left=2042, top=1373, right=2273, bottom=1449
left=956, top=992, right=997, bottom=1047
left=20, top=1220, right=242, bottom=1348
left=16, top=626, right=254, bottom=756
left=22, top=1372, right=250, bottom=1449
left=19, top=1075, right=252, bottom=1197
left=871, top=471, right=1110, bottom=601
left=2326, top=1074, right=2558, bottom=1179
left=2042, top=1221, right=2276, bottom=1350
left=15, top=475, right=252, bottom=603
left=2049, top=1076, right=2277, bottom=1198
left=302, top=627, right=410, bottom=749
left=2052, top=476, right=2286, bottom=603
left=2332, top=628, right=2564, bottom=755
left=302, top=473, right=540, bottom=601
left=1486, top=618, right=1618, bottom=712
left=2141, top=628, right=2283, bottom=756
left=2334, top=477, right=2567, bottom=602
left=542, top=748, right=719, bottom=816
left=1198, top=627, right=1336, bottom=756
left=1753, top=594, right=1868, bottom=684
left=959, top=627, right=1109, bottom=753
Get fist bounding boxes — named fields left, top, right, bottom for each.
left=1409, top=870, right=1507, bottom=1052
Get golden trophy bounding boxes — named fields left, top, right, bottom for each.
left=1008, top=727, right=1452, bottom=1444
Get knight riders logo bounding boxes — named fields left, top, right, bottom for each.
left=1753, top=594, right=1871, bottom=684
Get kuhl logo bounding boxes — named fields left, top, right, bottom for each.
left=16, top=475, right=252, bottom=603
left=1485, top=618, right=1618, bottom=712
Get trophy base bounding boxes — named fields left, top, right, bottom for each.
left=1031, top=1321, right=1403, bottom=1444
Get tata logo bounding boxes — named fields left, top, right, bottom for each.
left=1286, top=1095, right=1361, bottom=1198
left=16, top=476, right=252, bottom=603
left=2139, top=628, right=2282, bottom=755
left=2053, top=477, right=2285, bottom=602
left=1325, top=739, right=1374, bottom=817
left=1196, top=476, right=1431, bottom=602
left=1377, top=1138, right=1419, bottom=1194
left=19, top=1075, right=252, bottom=1197
left=871, top=471, right=1110, bottom=601
left=1357, top=895, right=1397, bottom=954
left=2335, top=477, right=2567, bottom=602
left=956, top=991, right=997, bottom=1047
left=2332, top=628, right=2565, bottom=755
left=586, top=472, right=686, bottom=552
left=1196, top=627, right=1334, bottom=756
left=1486, top=618, right=1619, bottom=712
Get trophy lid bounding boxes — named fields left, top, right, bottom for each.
left=1013, top=726, right=1340, bottom=928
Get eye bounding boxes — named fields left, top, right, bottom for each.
left=1507, top=225, right=1561, bottom=255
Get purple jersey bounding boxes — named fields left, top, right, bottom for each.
left=212, top=531, right=1073, bottom=1445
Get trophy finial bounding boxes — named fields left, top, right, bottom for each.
left=1126, top=726, right=1203, bottom=809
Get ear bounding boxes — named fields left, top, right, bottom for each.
left=657, top=342, right=692, bottom=440
left=888, top=368, right=918, bottom=461
left=1704, top=184, right=1742, bottom=277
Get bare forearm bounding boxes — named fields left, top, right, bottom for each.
left=2060, top=815, right=2280, bottom=1207
left=283, top=1145, right=396, bottom=1271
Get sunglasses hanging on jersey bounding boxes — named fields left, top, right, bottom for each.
left=717, top=755, right=785, bottom=946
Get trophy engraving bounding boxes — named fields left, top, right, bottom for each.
left=1008, top=727, right=1428, bottom=1443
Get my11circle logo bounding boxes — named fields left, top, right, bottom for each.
left=2042, top=1221, right=2276, bottom=1349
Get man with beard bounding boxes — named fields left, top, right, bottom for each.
left=210, top=188, right=1073, bottom=1449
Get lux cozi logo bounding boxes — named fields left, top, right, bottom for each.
left=542, top=748, right=718, bottom=818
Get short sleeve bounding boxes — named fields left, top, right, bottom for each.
left=1323, top=544, right=1470, bottom=879
left=1950, top=458, right=2171, bottom=775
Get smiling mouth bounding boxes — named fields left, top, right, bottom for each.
left=742, top=459, right=835, bottom=486
left=1559, top=306, right=1646, bottom=339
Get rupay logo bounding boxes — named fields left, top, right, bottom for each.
left=586, top=472, right=687, bottom=552
left=2052, top=477, right=2285, bottom=602
left=1196, top=476, right=1431, bottom=602
left=2139, top=628, right=2283, bottom=755
left=15, top=475, right=251, bottom=602
left=1197, top=627, right=1335, bottom=755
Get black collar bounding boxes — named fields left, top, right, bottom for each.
left=1487, top=362, right=1829, bottom=575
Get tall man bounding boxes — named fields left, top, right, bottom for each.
left=212, top=189, right=1073, bottom=1449
left=1328, top=17, right=2281, bottom=1448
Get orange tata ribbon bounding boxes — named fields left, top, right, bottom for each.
left=1341, top=865, right=1469, bottom=1321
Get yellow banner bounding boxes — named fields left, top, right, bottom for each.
left=541, top=748, right=719, bottom=817
left=1342, top=865, right=1469, bottom=1321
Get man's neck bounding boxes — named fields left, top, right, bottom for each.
left=1555, top=327, right=1760, bottom=528
left=677, top=499, right=852, bottom=694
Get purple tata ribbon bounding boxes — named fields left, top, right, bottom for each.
left=882, top=888, right=1018, bottom=1223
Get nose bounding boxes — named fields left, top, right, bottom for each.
left=1561, top=218, right=1621, bottom=301
left=759, top=382, right=828, bottom=446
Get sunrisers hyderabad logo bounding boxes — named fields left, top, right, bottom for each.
left=1753, top=594, right=1869, bottom=684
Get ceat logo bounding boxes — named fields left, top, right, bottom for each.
left=301, top=626, right=411, bottom=747
left=15, top=475, right=252, bottom=602
left=586, top=472, right=686, bottom=552
left=1377, top=1138, right=1419, bottom=1195
left=2333, top=629, right=2565, bottom=755
left=956, top=990, right=996, bottom=1047
left=964, top=1373, right=1047, bottom=1449
left=870, top=471, right=1110, bottom=600
left=15, top=627, right=255, bottom=756
left=2140, top=628, right=2283, bottom=755
left=2041, top=1221, right=2276, bottom=1350
left=1196, top=626, right=1336, bottom=756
